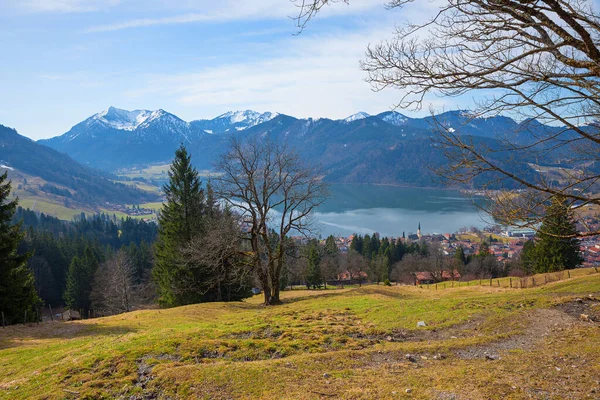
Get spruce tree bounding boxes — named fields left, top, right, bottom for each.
left=325, top=235, right=338, bottom=256
left=0, top=172, right=41, bottom=324
left=520, top=240, right=536, bottom=274
left=305, top=241, right=322, bottom=289
left=454, top=246, right=466, bottom=265
left=63, top=246, right=99, bottom=315
left=362, top=234, right=372, bottom=259
left=533, top=196, right=583, bottom=273
left=153, top=145, right=205, bottom=307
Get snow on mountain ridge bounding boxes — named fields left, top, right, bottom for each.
left=93, top=106, right=155, bottom=131
left=380, top=111, right=408, bottom=126
left=215, top=110, right=279, bottom=128
left=343, top=112, right=371, bottom=122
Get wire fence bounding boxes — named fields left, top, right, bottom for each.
left=421, top=267, right=600, bottom=290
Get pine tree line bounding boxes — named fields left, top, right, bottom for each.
left=0, top=172, right=41, bottom=324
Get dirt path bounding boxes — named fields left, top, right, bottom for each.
left=456, top=299, right=599, bottom=360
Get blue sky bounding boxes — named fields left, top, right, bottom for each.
left=0, top=0, right=466, bottom=140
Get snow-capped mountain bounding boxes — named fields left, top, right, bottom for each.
left=216, top=110, right=278, bottom=128
left=190, top=110, right=279, bottom=134
left=342, top=112, right=371, bottom=122
left=93, top=107, right=154, bottom=131
left=377, top=111, right=410, bottom=126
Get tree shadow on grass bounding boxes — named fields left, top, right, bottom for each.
left=275, top=290, right=353, bottom=306
left=0, top=321, right=138, bottom=350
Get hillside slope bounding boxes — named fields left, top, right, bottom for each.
left=1, top=273, right=599, bottom=399
left=0, top=124, right=159, bottom=216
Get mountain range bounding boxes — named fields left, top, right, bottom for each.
left=38, top=106, right=578, bottom=188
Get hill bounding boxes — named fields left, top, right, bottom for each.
left=1, top=273, right=599, bottom=399
left=0, top=125, right=160, bottom=218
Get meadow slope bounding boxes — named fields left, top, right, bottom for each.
left=1, top=276, right=600, bottom=399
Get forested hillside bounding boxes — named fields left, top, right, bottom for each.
left=0, top=124, right=159, bottom=206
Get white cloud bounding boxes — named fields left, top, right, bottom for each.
left=85, top=0, right=382, bottom=33
left=16, top=0, right=120, bottom=13
left=123, top=23, right=463, bottom=120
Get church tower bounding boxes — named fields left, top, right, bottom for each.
left=417, top=222, right=422, bottom=240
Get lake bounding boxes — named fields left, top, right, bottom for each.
left=312, top=184, right=491, bottom=238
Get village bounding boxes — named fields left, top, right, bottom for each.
left=319, top=213, right=600, bottom=273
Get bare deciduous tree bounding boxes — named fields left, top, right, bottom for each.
left=297, top=0, right=600, bottom=237
left=421, top=242, right=452, bottom=283
left=216, top=137, right=328, bottom=305
left=391, top=253, right=422, bottom=284
left=343, top=249, right=370, bottom=287
left=320, top=253, right=342, bottom=289
left=284, top=247, right=309, bottom=288
left=181, top=214, right=252, bottom=302
left=91, top=250, right=143, bottom=316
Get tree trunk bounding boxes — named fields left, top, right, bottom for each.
left=268, top=284, right=282, bottom=305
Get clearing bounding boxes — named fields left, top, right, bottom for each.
left=1, top=275, right=600, bottom=399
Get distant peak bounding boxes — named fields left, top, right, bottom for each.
left=92, top=107, right=156, bottom=131
left=343, top=112, right=370, bottom=122
left=378, top=111, right=408, bottom=126
left=215, top=110, right=279, bottom=128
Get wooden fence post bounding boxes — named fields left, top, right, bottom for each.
left=489, top=278, right=493, bottom=286
left=532, top=276, right=535, bottom=286
left=452, top=281, right=454, bottom=288
left=544, top=275, right=547, bottom=284
left=49, top=305, right=53, bottom=322
left=435, top=283, right=438, bottom=290
left=568, top=270, right=571, bottom=279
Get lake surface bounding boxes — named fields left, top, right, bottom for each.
left=312, top=184, right=491, bottom=238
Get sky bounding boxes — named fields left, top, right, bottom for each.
left=0, top=0, right=468, bottom=140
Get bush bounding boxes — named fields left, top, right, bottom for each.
left=383, top=279, right=391, bottom=286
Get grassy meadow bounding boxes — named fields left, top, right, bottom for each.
left=1, top=274, right=599, bottom=399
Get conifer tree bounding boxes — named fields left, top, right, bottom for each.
left=153, top=145, right=205, bottom=307
left=362, top=234, right=372, bottom=259
left=350, top=235, right=363, bottom=254
left=325, top=235, right=338, bottom=256
left=0, top=172, right=41, bottom=324
left=305, top=241, right=322, bottom=289
left=532, top=196, right=583, bottom=273
left=519, top=240, right=536, bottom=275
left=454, top=246, right=466, bottom=265
left=63, top=247, right=99, bottom=315
left=64, top=256, right=89, bottom=313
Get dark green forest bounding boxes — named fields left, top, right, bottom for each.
left=14, top=208, right=157, bottom=308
